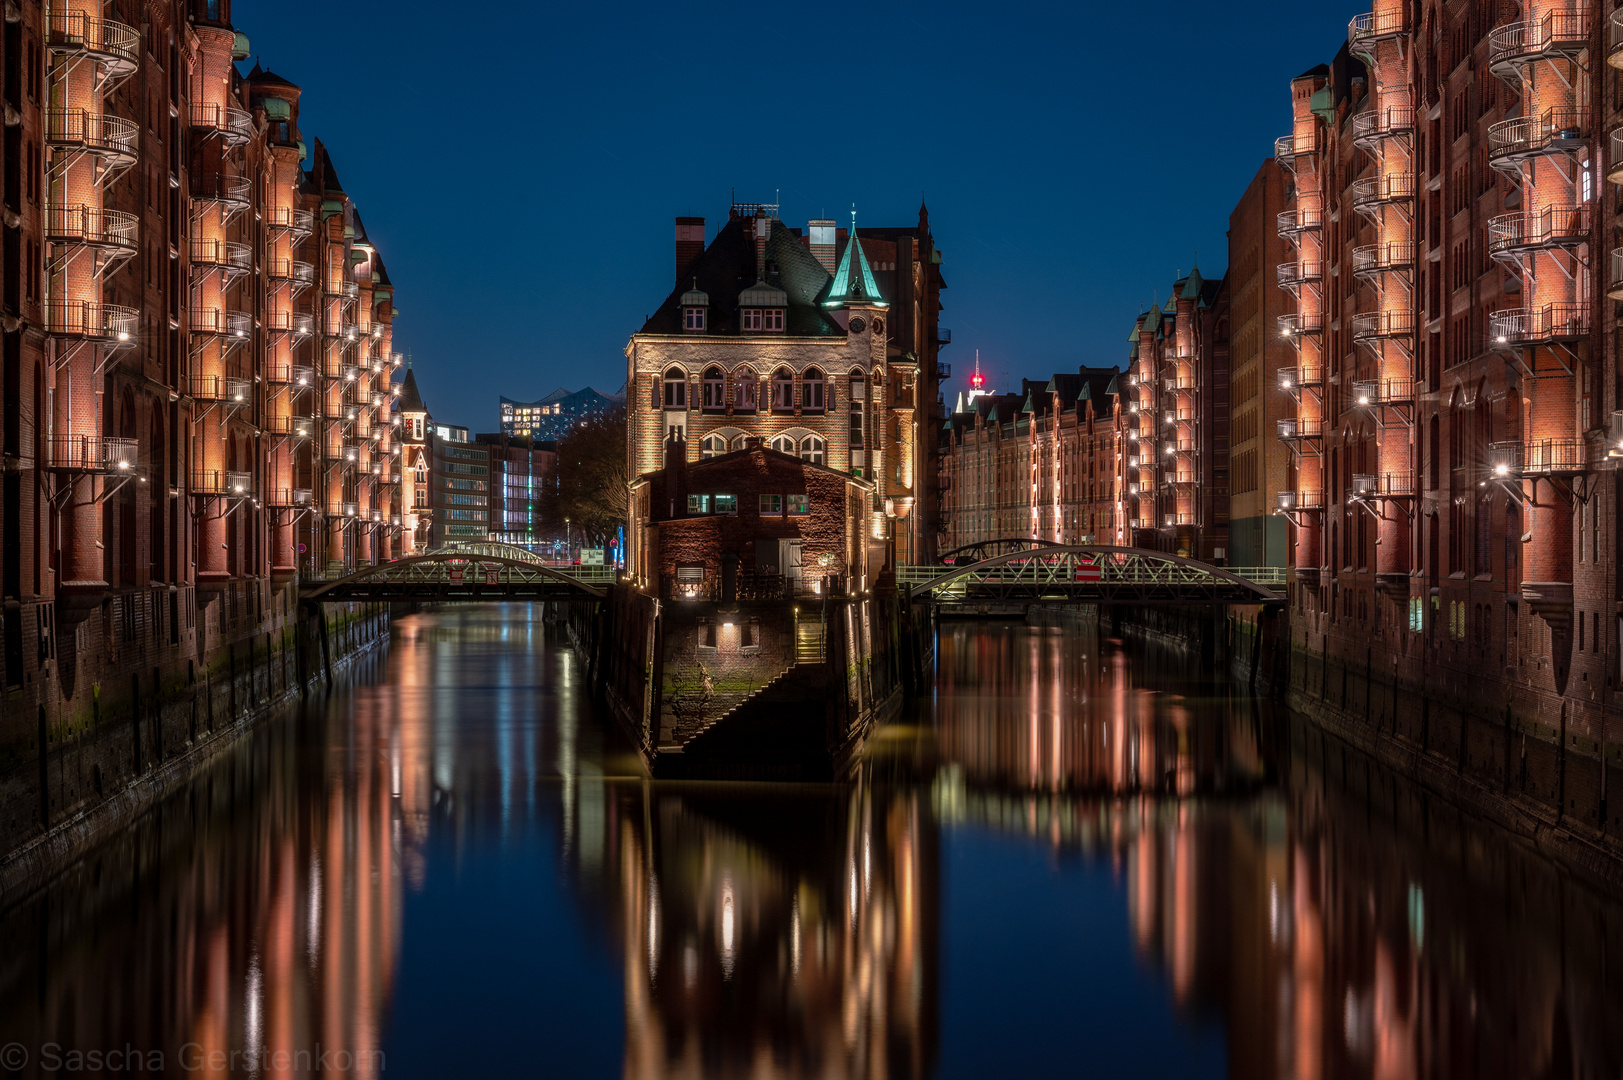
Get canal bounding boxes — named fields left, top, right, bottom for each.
left=1, top=604, right=1620, bottom=1078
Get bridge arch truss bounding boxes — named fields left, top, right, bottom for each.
left=902, top=546, right=1285, bottom=606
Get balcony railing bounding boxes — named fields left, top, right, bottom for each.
left=325, top=321, right=361, bottom=342
left=1348, top=8, right=1410, bottom=54
left=1278, top=312, right=1323, bottom=338
left=1277, top=260, right=1323, bottom=289
left=45, top=205, right=138, bottom=254
left=1490, top=304, right=1590, bottom=346
left=1491, top=438, right=1586, bottom=476
left=265, top=207, right=315, bottom=236
left=1351, top=309, right=1415, bottom=342
left=1350, top=473, right=1414, bottom=498
left=1163, top=513, right=1196, bottom=527
left=1274, top=133, right=1317, bottom=170
left=1278, top=366, right=1324, bottom=392
left=268, top=259, right=316, bottom=287
left=1351, top=104, right=1415, bottom=149
left=263, top=415, right=314, bottom=438
left=42, top=434, right=137, bottom=472
left=191, top=102, right=254, bottom=145
left=1488, top=107, right=1590, bottom=168
left=1350, top=377, right=1415, bottom=407
left=1610, top=249, right=1623, bottom=301
left=1350, top=172, right=1415, bottom=214
left=269, top=364, right=316, bottom=388
left=193, top=470, right=254, bottom=496
left=1278, top=417, right=1325, bottom=440
left=191, top=171, right=252, bottom=211
left=45, top=109, right=139, bottom=164
left=1487, top=205, right=1590, bottom=257
left=189, top=237, right=251, bottom=274
left=1610, top=9, right=1623, bottom=70
left=343, top=281, right=360, bottom=300
left=191, top=374, right=252, bottom=404
left=341, top=502, right=361, bottom=518
left=1351, top=241, right=1415, bottom=276
left=266, top=310, right=313, bottom=337
left=1277, top=490, right=1324, bottom=511
left=45, top=300, right=138, bottom=343
left=191, top=308, right=252, bottom=339
left=267, top=488, right=313, bottom=508
left=1489, top=8, right=1590, bottom=73
left=44, top=9, right=139, bottom=74
left=1611, top=129, right=1623, bottom=185
left=1276, top=207, right=1323, bottom=243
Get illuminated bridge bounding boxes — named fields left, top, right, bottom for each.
left=898, top=547, right=1286, bottom=606
left=301, top=544, right=613, bottom=603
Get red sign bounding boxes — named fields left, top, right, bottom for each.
left=1074, top=557, right=1101, bottom=583
left=448, top=564, right=465, bottom=585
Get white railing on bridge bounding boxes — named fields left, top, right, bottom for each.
left=897, top=560, right=1288, bottom=590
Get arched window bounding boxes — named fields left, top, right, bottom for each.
left=701, top=434, right=728, bottom=459
left=772, top=368, right=794, bottom=412
left=803, top=367, right=826, bottom=412
left=731, top=435, right=751, bottom=451
left=413, top=460, right=428, bottom=507
left=663, top=367, right=687, bottom=409
left=702, top=367, right=725, bottom=411
left=734, top=368, right=757, bottom=412
left=798, top=435, right=825, bottom=466
left=771, top=434, right=798, bottom=455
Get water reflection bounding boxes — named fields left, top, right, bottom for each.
left=0, top=609, right=1619, bottom=1078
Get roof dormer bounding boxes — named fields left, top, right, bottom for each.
left=739, top=280, right=787, bottom=333
left=680, top=280, right=709, bottom=333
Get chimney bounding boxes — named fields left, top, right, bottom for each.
left=753, top=209, right=769, bottom=281
left=675, top=217, right=705, bottom=284
left=664, top=429, right=688, bottom=518
left=808, top=219, right=837, bottom=275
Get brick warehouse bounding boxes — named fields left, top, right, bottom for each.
left=0, top=0, right=403, bottom=841
left=1269, top=1, right=1623, bottom=834
left=624, top=199, right=947, bottom=573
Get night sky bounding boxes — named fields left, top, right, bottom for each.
left=242, top=1, right=1354, bottom=431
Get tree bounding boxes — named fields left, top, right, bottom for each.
left=551, top=405, right=629, bottom=547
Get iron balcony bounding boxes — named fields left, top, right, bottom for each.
left=1351, top=309, right=1415, bottom=344
left=192, top=470, right=254, bottom=496
left=1277, top=260, right=1323, bottom=290
left=1489, top=438, right=1587, bottom=476
left=268, top=364, right=316, bottom=388
left=45, top=109, right=139, bottom=170
left=1278, top=417, right=1325, bottom=440
left=265, top=207, right=315, bottom=237
left=1350, top=377, right=1415, bottom=408
left=1277, top=489, right=1324, bottom=511
left=1278, top=366, right=1324, bottom=393
left=1488, top=205, right=1590, bottom=259
left=1350, top=473, right=1414, bottom=499
left=191, top=102, right=255, bottom=146
left=190, top=374, right=252, bottom=404
left=1347, top=8, right=1410, bottom=57
left=43, top=434, right=137, bottom=472
left=191, top=171, right=251, bottom=214
left=1489, top=8, right=1590, bottom=77
left=1350, top=173, right=1415, bottom=216
left=1351, top=104, right=1415, bottom=151
left=45, top=205, right=138, bottom=256
left=268, top=258, right=316, bottom=288
left=266, top=310, right=313, bottom=337
left=1278, top=312, right=1323, bottom=339
left=1276, top=208, right=1323, bottom=245
left=1488, top=108, right=1590, bottom=172
left=191, top=308, right=253, bottom=339
left=1489, top=304, right=1590, bottom=346
left=44, top=9, right=139, bottom=79
left=1274, top=133, right=1317, bottom=172
left=1351, top=241, right=1415, bottom=278
left=190, top=237, right=252, bottom=276
left=45, top=299, right=138, bottom=343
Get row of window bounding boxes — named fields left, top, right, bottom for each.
left=687, top=493, right=811, bottom=516
left=683, top=307, right=784, bottom=333
left=694, top=433, right=826, bottom=466
left=664, top=367, right=864, bottom=412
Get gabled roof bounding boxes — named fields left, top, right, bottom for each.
left=245, top=64, right=299, bottom=90
left=1179, top=262, right=1205, bottom=299
left=638, top=216, right=842, bottom=336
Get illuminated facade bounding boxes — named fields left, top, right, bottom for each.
left=0, top=0, right=402, bottom=821
left=1272, top=2, right=1620, bottom=759
left=624, top=199, right=946, bottom=574
left=498, top=386, right=621, bottom=441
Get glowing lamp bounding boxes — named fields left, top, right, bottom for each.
left=1357, top=394, right=1371, bottom=406
left=970, top=371, right=984, bottom=390
left=1495, top=463, right=1509, bottom=476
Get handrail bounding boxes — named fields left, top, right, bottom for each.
left=44, top=10, right=139, bottom=67
left=1350, top=172, right=1415, bottom=208
left=45, top=205, right=138, bottom=249
left=192, top=469, right=254, bottom=495
left=900, top=547, right=1287, bottom=602
left=45, top=109, right=139, bottom=157
left=1490, top=304, right=1590, bottom=344
left=191, top=102, right=254, bottom=142
left=42, top=434, right=138, bottom=471
left=1351, top=104, right=1415, bottom=145
left=1487, top=205, right=1591, bottom=254
left=191, top=171, right=251, bottom=206
left=1278, top=312, right=1323, bottom=337
left=1278, top=366, right=1324, bottom=390
left=1351, top=241, right=1415, bottom=274
left=1277, top=490, right=1324, bottom=511
left=1277, top=261, right=1323, bottom=288
left=1489, top=8, right=1590, bottom=68
left=1488, top=107, right=1590, bottom=162
left=1351, top=309, right=1415, bottom=339
left=1348, top=8, right=1410, bottom=50
left=265, top=207, right=315, bottom=235
left=190, top=374, right=252, bottom=403
left=191, top=308, right=253, bottom=338
left=44, top=300, right=138, bottom=342
left=189, top=237, right=251, bottom=271
left=302, top=553, right=611, bottom=599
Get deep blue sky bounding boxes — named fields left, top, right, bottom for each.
left=242, top=0, right=1354, bottom=431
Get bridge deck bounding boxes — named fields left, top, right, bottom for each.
left=898, top=549, right=1286, bottom=605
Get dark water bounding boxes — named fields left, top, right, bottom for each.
left=2, top=605, right=1621, bottom=1078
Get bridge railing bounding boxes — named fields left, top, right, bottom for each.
left=897, top=559, right=1288, bottom=591
left=301, top=559, right=618, bottom=587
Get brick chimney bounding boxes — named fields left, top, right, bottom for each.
left=675, top=217, right=705, bottom=283
left=663, top=429, right=688, bottom=519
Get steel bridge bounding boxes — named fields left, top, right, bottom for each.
left=301, top=548, right=613, bottom=603
left=898, top=546, right=1286, bottom=606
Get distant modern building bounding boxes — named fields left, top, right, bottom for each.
left=500, top=386, right=624, bottom=440
left=430, top=426, right=488, bottom=546
left=475, top=433, right=556, bottom=548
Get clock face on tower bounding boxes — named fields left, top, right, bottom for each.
left=871, top=318, right=884, bottom=335
left=849, top=316, right=867, bottom=335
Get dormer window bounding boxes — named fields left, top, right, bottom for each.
left=684, top=307, right=706, bottom=331
left=679, top=281, right=709, bottom=333
left=741, top=308, right=784, bottom=332
left=738, top=280, right=788, bottom=332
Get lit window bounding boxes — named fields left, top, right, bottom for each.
left=759, top=494, right=782, bottom=515
left=715, top=494, right=737, bottom=514
left=663, top=367, right=686, bottom=409
left=684, top=306, right=706, bottom=331
left=798, top=435, right=825, bottom=466
left=803, top=367, right=825, bottom=411
left=787, top=494, right=809, bottom=515
left=734, top=369, right=757, bottom=411
left=702, top=367, right=725, bottom=410
left=771, top=369, right=794, bottom=411
left=687, top=494, right=711, bottom=514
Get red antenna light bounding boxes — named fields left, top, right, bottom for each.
left=970, top=349, right=984, bottom=390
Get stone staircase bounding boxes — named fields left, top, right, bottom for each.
left=795, top=612, right=825, bottom=664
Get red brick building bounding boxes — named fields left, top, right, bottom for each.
left=629, top=435, right=874, bottom=599
left=0, top=0, right=403, bottom=824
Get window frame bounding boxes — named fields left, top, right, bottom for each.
left=803, top=368, right=826, bottom=412
left=771, top=369, right=794, bottom=412
left=786, top=494, right=810, bottom=516
left=701, top=367, right=725, bottom=411
left=663, top=368, right=687, bottom=410
left=759, top=494, right=782, bottom=515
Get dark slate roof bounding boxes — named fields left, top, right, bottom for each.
left=1296, top=62, right=1330, bottom=80
left=373, top=251, right=393, bottom=289
left=1047, top=372, right=1083, bottom=406
left=397, top=369, right=427, bottom=414
left=1078, top=366, right=1119, bottom=406
left=306, top=139, right=344, bottom=196
left=639, top=216, right=842, bottom=337
left=245, top=65, right=299, bottom=90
